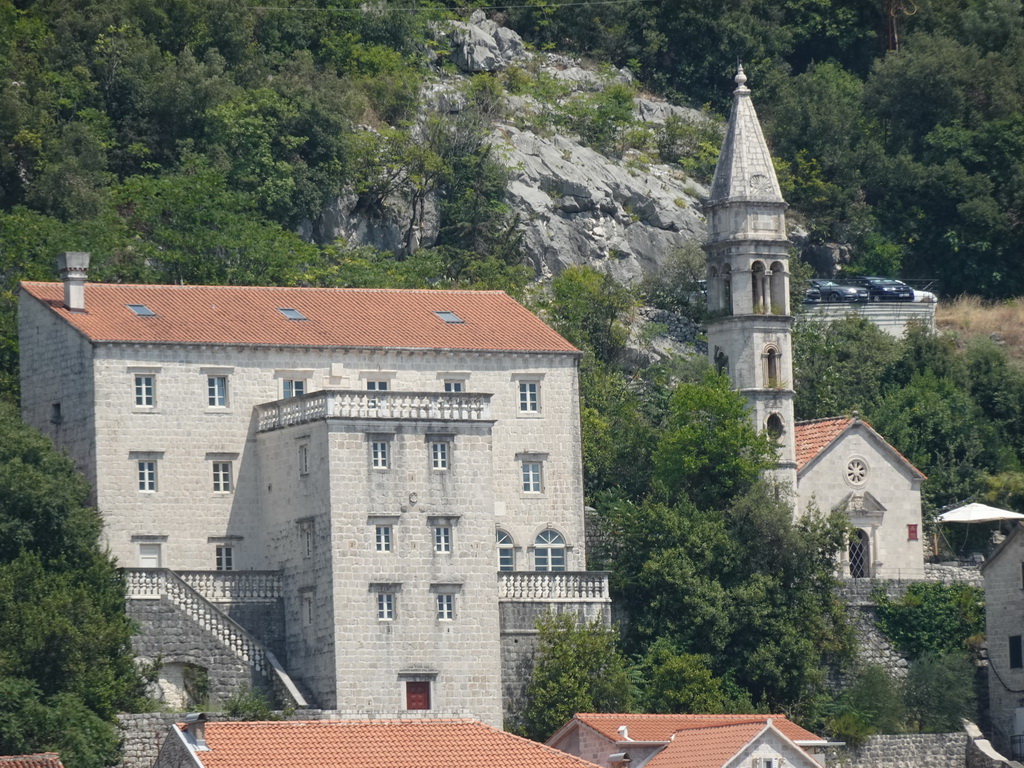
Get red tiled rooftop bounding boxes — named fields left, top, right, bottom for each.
left=570, top=713, right=823, bottom=744
left=646, top=722, right=766, bottom=768
left=794, top=417, right=853, bottom=471
left=20, top=282, right=578, bottom=354
left=183, top=719, right=604, bottom=768
left=0, top=755, right=64, bottom=768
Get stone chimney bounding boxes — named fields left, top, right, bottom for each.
left=56, top=251, right=89, bottom=312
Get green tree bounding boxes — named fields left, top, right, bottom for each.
left=0, top=402, right=150, bottom=768
left=873, top=581, right=985, bottom=659
left=636, top=638, right=753, bottom=714
left=652, top=370, right=776, bottom=509
left=903, top=653, right=978, bottom=732
left=517, top=612, right=633, bottom=742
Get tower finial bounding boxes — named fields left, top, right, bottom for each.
left=735, top=62, right=747, bottom=89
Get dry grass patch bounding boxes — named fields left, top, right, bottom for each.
left=937, top=295, right=1024, bottom=360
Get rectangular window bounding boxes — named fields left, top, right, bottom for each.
left=212, top=461, right=232, bottom=493
left=283, top=379, right=306, bottom=399
left=437, top=593, right=454, bottom=620
left=134, top=375, right=155, bottom=407
left=207, top=375, right=228, bottom=407
left=406, top=681, right=430, bottom=710
left=366, top=380, right=389, bottom=391
left=907, top=524, right=919, bottom=541
left=1011, top=636, right=1023, bottom=669
left=377, top=593, right=394, bottom=621
left=215, top=545, right=234, bottom=571
left=138, top=461, right=157, bottom=492
left=431, top=442, right=449, bottom=470
left=300, top=521, right=313, bottom=558
left=521, top=461, right=542, bottom=493
left=518, top=381, right=539, bottom=412
left=444, top=380, right=463, bottom=393
left=372, top=441, right=389, bottom=469
left=434, top=526, right=451, bottom=553
left=376, top=526, right=392, bottom=552
left=298, top=444, right=310, bottom=476
left=138, top=543, right=162, bottom=568
left=302, top=594, right=313, bottom=627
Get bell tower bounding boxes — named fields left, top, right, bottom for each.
left=703, top=66, right=798, bottom=490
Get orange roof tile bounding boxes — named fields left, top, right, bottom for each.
left=0, top=755, right=64, bottom=768
left=569, top=713, right=823, bottom=745
left=645, top=722, right=766, bottom=768
left=20, top=282, right=578, bottom=354
left=181, top=719, right=604, bottom=768
left=794, top=417, right=853, bottom=471
left=794, top=417, right=926, bottom=479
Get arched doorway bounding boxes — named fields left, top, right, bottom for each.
left=849, top=529, right=870, bottom=578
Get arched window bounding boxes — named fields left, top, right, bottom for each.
left=766, top=413, right=784, bottom=440
left=770, top=261, right=787, bottom=313
left=534, top=529, right=566, bottom=572
left=708, top=266, right=719, bottom=311
left=849, top=529, right=870, bottom=578
left=752, top=261, right=766, bottom=313
left=497, top=530, right=515, bottom=571
left=765, top=346, right=781, bottom=386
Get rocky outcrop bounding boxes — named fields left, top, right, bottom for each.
left=446, top=10, right=528, bottom=72
left=497, top=126, right=707, bottom=283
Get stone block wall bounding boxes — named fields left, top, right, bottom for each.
left=828, top=732, right=966, bottom=768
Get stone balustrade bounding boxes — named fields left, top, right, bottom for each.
left=257, top=390, right=493, bottom=432
left=177, top=570, right=282, bottom=602
left=498, top=571, right=610, bottom=601
left=125, top=568, right=268, bottom=676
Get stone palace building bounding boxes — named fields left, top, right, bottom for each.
left=18, top=264, right=611, bottom=724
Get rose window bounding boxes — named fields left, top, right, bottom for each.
left=846, top=458, right=868, bottom=486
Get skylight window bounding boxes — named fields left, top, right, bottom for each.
left=434, top=310, right=464, bottom=324
left=278, top=308, right=308, bottom=321
left=127, top=304, right=156, bottom=317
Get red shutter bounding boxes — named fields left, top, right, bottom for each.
left=406, top=681, right=431, bottom=710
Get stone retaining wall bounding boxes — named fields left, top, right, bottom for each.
left=829, top=732, right=966, bottom=767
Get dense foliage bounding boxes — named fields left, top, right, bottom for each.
left=874, top=582, right=985, bottom=659
left=0, top=403, right=150, bottom=768
left=794, top=316, right=1024, bottom=518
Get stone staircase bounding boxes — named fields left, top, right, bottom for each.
left=124, top=568, right=309, bottom=708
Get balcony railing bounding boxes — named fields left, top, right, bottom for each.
left=177, top=570, right=281, bottom=602
left=257, top=390, right=492, bottom=432
left=498, top=571, right=610, bottom=601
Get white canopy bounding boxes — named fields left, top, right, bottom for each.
left=937, top=503, right=1024, bottom=523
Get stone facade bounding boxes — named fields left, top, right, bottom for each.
left=19, top=278, right=611, bottom=727
left=797, top=422, right=925, bottom=581
left=982, top=525, right=1024, bottom=757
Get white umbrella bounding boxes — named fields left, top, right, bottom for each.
left=937, top=503, right=1024, bottom=523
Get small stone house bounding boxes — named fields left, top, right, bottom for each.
left=795, top=417, right=926, bottom=580
left=152, top=716, right=605, bottom=768
left=18, top=261, right=611, bottom=724
left=547, top=713, right=831, bottom=768
left=981, top=522, right=1024, bottom=757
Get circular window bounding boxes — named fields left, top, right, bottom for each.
left=846, top=458, right=868, bottom=486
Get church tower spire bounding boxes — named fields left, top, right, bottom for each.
left=704, top=65, right=798, bottom=491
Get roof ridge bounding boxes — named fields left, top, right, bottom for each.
left=794, top=416, right=854, bottom=426
left=21, top=280, right=508, bottom=295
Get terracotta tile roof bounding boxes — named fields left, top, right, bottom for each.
left=0, top=755, right=64, bottom=768
left=645, top=722, right=766, bottom=768
left=794, top=417, right=853, bottom=470
left=20, top=282, right=578, bottom=354
left=794, top=417, right=926, bottom=479
left=182, top=719, right=603, bottom=768
left=569, top=713, right=823, bottom=744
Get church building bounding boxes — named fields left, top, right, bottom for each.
left=704, top=68, right=925, bottom=580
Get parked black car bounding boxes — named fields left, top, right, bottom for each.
left=841, top=276, right=915, bottom=302
left=802, top=284, right=822, bottom=304
left=809, top=279, right=869, bottom=303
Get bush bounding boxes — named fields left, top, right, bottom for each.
left=874, top=582, right=985, bottom=658
left=904, top=653, right=977, bottom=732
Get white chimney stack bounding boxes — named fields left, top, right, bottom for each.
left=56, top=251, right=89, bottom=312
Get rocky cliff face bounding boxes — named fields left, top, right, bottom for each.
left=307, top=12, right=712, bottom=287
